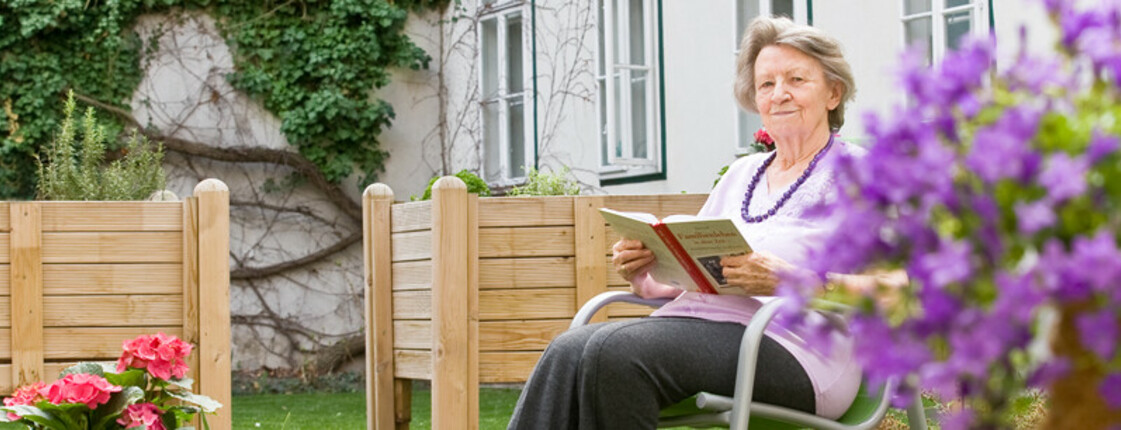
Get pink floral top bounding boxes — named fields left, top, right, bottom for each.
left=633, top=141, right=864, bottom=419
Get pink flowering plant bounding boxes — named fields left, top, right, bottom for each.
left=780, top=1, right=1121, bottom=428
left=750, top=128, right=775, bottom=153
left=0, top=333, right=220, bottom=429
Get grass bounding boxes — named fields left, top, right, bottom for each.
left=231, top=387, right=1049, bottom=429
left=232, top=387, right=523, bottom=429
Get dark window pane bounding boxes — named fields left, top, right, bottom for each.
left=945, top=0, right=971, bottom=8
left=772, top=0, right=794, bottom=19
left=629, top=0, right=645, bottom=65
left=507, top=15, right=524, bottom=93
left=631, top=70, right=648, bottom=159
left=508, top=98, right=526, bottom=178
left=904, top=17, right=933, bottom=66
left=904, top=0, right=931, bottom=15
left=945, top=9, right=972, bottom=50
left=482, top=19, right=499, bottom=99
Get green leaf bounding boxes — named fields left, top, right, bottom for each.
left=90, top=386, right=144, bottom=430
left=167, top=377, right=194, bottom=391
left=59, top=362, right=105, bottom=378
left=104, top=369, right=147, bottom=388
left=0, top=405, right=69, bottom=430
left=166, top=391, right=222, bottom=414
left=33, top=402, right=88, bottom=430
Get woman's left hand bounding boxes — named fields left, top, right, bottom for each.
left=720, top=251, right=796, bottom=295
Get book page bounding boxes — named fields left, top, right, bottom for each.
left=662, top=219, right=753, bottom=294
left=598, top=209, right=696, bottom=290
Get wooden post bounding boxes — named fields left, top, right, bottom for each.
left=195, top=180, right=231, bottom=430
left=574, top=196, right=609, bottom=323
left=466, top=193, right=479, bottom=430
left=364, top=184, right=397, bottom=430
left=10, top=203, right=43, bottom=387
left=430, top=177, right=471, bottom=430
left=182, top=197, right=201, bottom=390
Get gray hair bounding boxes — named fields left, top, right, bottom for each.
left=734, top=16, right=855, bottom=131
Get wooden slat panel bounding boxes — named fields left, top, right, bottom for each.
left=394, top=350, right=431, bottom=380
left=0, top=297, right=9, bottom=328
left=396, top=320, right=570, bottom=352
left=42, top=232, right=182, bottom=263
left=42, top=264, right=181, bottom=295
left=479, top=351, right=542, bottom=383
left=478, top=257, right=575, bottom=289
left=11, top=202, right=44, bottom=387
left=0, top=329, right=8, bottom=358
left=393, top=290, right=432, bottom=320
left=391, top=201, right=432, bottom=233
left=599, top=194, right=708, bottom=217
left=479, top=320, right=568, bottom=351
left=477, top=197, right=575, bottom=227
left=479, top=289, right=575, bottom=320
left=0, top=233, right=7, bottom=263
left=0, top=265, right=7, bottom=295
left=478, top=227, right=575, bottom=258
left=43, top=295, right=182, bottom=326
left=391, top=261, right=432, bottom=291
left=393, top=320, right=431, bottom=350
left=0, top=202, right=8, bottom=231
left=44, top=327, right=183, bottom=359
left=604, top=255, right=630, bottom=287
left=391, top=231, right=431, bottom=262
left=40, top=202, right=183, bottom=232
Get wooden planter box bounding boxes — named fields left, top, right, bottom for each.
left=0, top=180, right=232, bottom=430
left=363, top=177, right=707, bottom=429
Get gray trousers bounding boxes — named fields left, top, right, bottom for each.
left=507, top=317, right=814, bottom=430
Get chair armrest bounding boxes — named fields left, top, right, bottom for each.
left=570, top=291, right=673, bottom=330
left=728, top=297, right=791, bottom=428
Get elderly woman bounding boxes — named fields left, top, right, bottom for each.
left=508, top=16, right=862, bottom=429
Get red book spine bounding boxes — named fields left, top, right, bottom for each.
left=651, top=223, right=718, bottom=294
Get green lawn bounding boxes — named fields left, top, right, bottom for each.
left=231, top=387, right=1047, bottom=429
left=232, top=388, right=523, bottom=429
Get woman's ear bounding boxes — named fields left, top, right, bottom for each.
left=827, top=82, right=843, bottom=110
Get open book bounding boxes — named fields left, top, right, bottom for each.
left=599, top=208, right=753, bottom=295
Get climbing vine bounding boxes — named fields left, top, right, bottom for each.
left=0, top=0, right=448, bottom=198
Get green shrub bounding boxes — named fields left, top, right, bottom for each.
left=415, top=169, right=491, bottom=201
left=36, top=91, right=166, bottom=201
left=506, top=167, right=580, bottom=196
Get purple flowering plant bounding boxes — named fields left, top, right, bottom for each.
left=781, top=2, right=1121, bottom=428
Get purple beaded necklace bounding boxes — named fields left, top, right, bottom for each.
left=740, top=134, right=835, bottom=224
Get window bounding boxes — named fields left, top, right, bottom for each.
left=733, top=0, right=809, bottom=152
left=597, top=0, right=663, bottom=180
left=480, top=1, right=531, bottom=185
left=901, top=0, right=989, bottom=67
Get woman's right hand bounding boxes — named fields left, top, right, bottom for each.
left=611, top=238, right=655, bottom=282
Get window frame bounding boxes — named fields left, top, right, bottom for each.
left=596, top=0, right=665, bottom=182
left=478, top=0, right=533, bottom=187
left=900, top=0, right=989, bottom=66
left=732, top=0, right=810, bottom=154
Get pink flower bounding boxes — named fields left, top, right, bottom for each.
left=753, top=128, right=775, bottom=148
left=43, top=374, right=121, bottom=409
left=117, top=403, right=167, bottom=430
left=117, top=333, right=193, bottom=380
left=3, top=382, right=48, bottom=421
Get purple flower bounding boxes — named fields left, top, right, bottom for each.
left=1077, top=309, right=1119, bottom=360
left=993, top=272, right=1044, bottom=324
left=1027, top=358, right=1071, bottom=389
left=850, top=315, right=931, bottom=386
left=1089, top=130, right=1121, bottom=163
left=1014, top=200, right=1056, bottom=234
left=1070, top=231, right=1121, bottom=295
left=1040, top=152, right=1089, bottom=203
left=1102, top=373, right=1121, bottom=409
left=912, top=239, right=973, bottom=290
left=939, top=408, right=975, bottom=430
left=965, top=106, right=1041, bottom=184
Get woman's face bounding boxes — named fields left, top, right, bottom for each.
left=753, top=44, right=841, bottom=140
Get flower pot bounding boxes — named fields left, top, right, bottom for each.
left=1043, top=303, right=1121, bottom=429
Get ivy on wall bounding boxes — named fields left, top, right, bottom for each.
left=0, top=0, right=449, bottom=198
